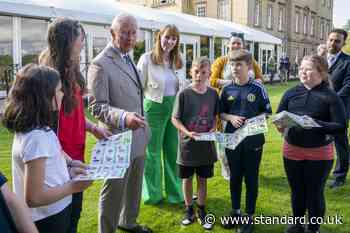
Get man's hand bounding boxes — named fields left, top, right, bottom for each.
left=125, top=112, right=146, bottom=130
left=228, top=115, right=246, bottom=128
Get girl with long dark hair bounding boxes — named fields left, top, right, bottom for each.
left=39, top=18, right=111, bottom=233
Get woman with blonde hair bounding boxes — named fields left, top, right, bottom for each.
left=137, top=24, right=184, bottom=204
left=276, top=55, right=346, bottom=233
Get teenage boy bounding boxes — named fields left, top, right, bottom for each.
left=172, top=57, right=219, bottom=230
left=220, top=50, right=272, bottom=233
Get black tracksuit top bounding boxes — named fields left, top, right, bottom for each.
left=276, top=82, right=347, bottom=148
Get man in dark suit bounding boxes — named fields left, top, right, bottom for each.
left=327, top=28, right=350, bottom=188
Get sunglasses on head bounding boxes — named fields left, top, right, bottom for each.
left=231, top=32, right=245, bottom=40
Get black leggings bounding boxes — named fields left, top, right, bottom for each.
left=35, top=204, right=72, bottom=233
left=226, top=143, right=263, bottom=215
left=284, top=158, right=333, bottom=231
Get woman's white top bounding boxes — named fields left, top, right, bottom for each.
left=163, top=65, right=177, bottom=97
left=12, top=128, right=72, bottom=221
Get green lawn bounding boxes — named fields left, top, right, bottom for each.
left=0, top=81, right=349, bottom=233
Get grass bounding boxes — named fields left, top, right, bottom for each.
left=0, top=81, right=349, bottom=233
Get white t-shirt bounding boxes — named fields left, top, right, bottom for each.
left=12, top=128, right=72, bottom=221
left=163, top=66, right=177, bottom=97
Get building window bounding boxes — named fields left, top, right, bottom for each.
left=218, top=0, right=230, bottom=21
left=186, top=0, right=191, bottom=9
left=196, top=2, right=206, bottom=17
left=278, top=7, right=284, bottom=31
left=328, top=0, right=333, bottom=9
left=153, top=0, right=175, bottom=7
left=310, top=16, right=315, bottom=36
left=214, top=38, right=222, bottom=58
left=93, top=37, right=108, bottom=58
left=21, top=18, right=48, bottom=66
left=303, top=14, right=308, bottom=35
left=326, top=21, right=331, bottom=39
left=0, top=15, right=13, bottom=92
left=303, top=47, right=307, bottom=57
left=267, top=5, right=273, bottom=30
left=320, top=20, right=325, bottom=40
left=160, top=0, right=174, bottom=5
left=134, top=30, right=145, bottom=64
left=0, top=16, right=13, bottom=63
left=254, top=0, right=261, bottom=26
left=295, top=11, right=300, bottom=33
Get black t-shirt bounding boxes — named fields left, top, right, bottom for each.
left=0, top=172, right=19, bottom=233
left=173, top=87, right=219, bottom=166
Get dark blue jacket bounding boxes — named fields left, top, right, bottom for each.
left=329, top=52, right=350, bottom=118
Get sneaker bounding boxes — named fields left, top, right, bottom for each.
left=221, top=212, right=242, bottom=229
left=197, top=208, right=213, bottom=230
left=181, top=206, right=195, bottom=226
left=285, top=224, right=305, bottom=233
left=237, top=216, right=254, bottom=233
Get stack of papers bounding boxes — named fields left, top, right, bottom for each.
left=194, top=114, right=268, bottom=150
left=271, top=111, right=321, bottom=129
left=74, top=130, right=132, bottom=181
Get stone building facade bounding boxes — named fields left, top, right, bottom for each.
left=119, top=0, right=333, bottom=65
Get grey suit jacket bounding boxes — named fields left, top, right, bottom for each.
left=87, top=43, right=150, bottom=158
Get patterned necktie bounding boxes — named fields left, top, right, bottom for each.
left=123, top=54, right=131, bottom=66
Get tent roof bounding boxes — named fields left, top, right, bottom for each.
left=0, top=0, right=281, bottom=44
left=165, top=10, right=281, bottom=44
left=0, top=0, right=155, bottom=28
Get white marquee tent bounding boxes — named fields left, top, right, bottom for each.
left=0, top=0, right=281, bottom=44
left=0, top=0, right=281, bottom=76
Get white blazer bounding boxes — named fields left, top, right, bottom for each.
left=137, top=51, right=186, bottom=103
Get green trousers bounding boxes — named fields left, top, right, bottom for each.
left=142, top=96, right=183, bottom=204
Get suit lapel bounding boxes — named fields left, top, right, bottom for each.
left=105, top=45, right=140, bottom=89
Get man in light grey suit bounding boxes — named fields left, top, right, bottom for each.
left=87, top=14, right=152, bottom=233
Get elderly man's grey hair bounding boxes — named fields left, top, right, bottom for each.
left=111, top=14, right=138, bottom=31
